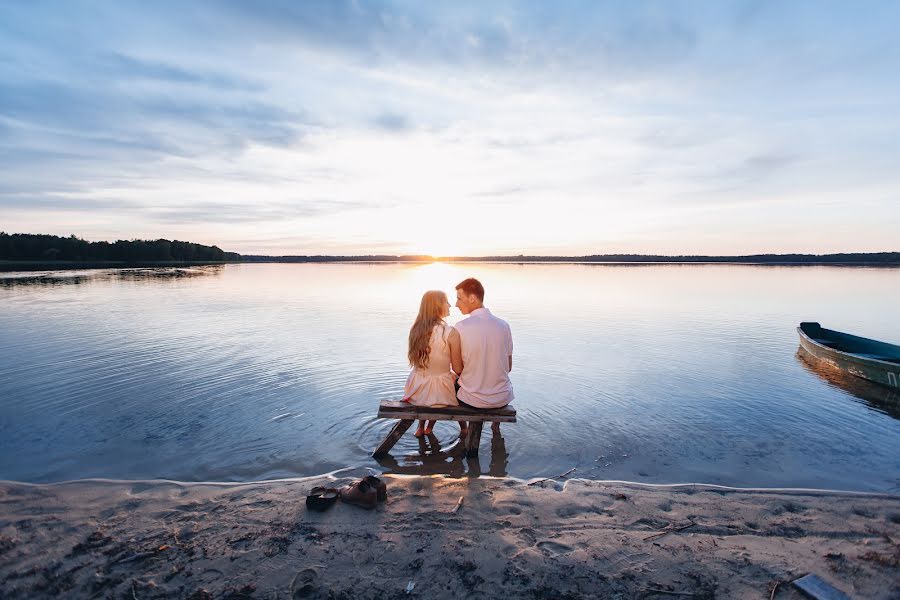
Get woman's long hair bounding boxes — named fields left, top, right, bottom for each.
left=408, top=290, right=448, bottom=369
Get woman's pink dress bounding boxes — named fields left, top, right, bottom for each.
left=403, top=324, right=459, bottom=407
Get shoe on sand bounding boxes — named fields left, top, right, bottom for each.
left=340, top=480, right=378, bottom=509
left=306, top=486, right=339, bottom=511
left=364, top=475, right=387, bottom=502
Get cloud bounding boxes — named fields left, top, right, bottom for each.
left=742, top=153, right=798, bottom=172
left=0, top=194, right=142, bottom=212
left=148, top=199, right=372, bottom=225
left=101, top=53, right=264, bottom=92
left=371, top=112, right=411, bottom=132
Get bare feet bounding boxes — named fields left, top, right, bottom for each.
left=423, top=420, right=435, bottom=435
left=415, top=419, right=427, bottom=437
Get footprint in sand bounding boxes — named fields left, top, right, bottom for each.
left=291, top=567, right=320, bottom=598
left=493, top=502, right=524, bottom=515
left=537, top=540, right=574, bottom=556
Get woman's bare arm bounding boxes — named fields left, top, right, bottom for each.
left=448, top=327, right=463, bottom=374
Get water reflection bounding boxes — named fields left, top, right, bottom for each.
left=374, top=430, right=509, bottom=478
left=0, top=266, right=224, bottom=288
left=797, top=347, right=900, bottom=419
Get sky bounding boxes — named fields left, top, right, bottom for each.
left=1, top=1, right=899, bottom=256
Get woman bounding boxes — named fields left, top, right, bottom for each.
left=403, top=290, right=463, bottom=437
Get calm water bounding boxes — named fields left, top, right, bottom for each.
left=1, top=263, right=898, bottom=491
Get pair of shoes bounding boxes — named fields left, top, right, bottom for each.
left=339, top=476, right=388, bottom=509
left=305, top=486, right=339, bottom=511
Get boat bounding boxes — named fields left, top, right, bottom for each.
left=797, top=322, right=900, bottom=389
left=796, top=347, right=900, bottom=418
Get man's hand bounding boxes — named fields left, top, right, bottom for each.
left=449, top=327, right=464, bottom=375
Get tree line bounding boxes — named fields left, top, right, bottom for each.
left=240, top=252, right=900, bottom=264
left=0, top=233, right=237, bottom=262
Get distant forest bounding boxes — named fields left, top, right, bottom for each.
left=0, top=233, right=237, bottom=262
left=3, top=233, right=898, bottom=265
left=242, top=252, right=900, bottom=264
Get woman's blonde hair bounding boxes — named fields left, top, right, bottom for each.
left=408, top=290, right=448, bottom=369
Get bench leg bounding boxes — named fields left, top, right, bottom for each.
left=464, top=422, right=483, bottom=458
left=372, top=419, right=414, bottom=458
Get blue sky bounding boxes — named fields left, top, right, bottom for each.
left=1, top=1, right=898, bottom=255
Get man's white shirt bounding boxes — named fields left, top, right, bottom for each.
left=455, top=307, right=514, bottom=408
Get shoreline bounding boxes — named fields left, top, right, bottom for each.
left=4, top=260, right=900, bottom=273
left=3, top=471, right=899, bottom=498
left=1, top=473, right=897, bottom=599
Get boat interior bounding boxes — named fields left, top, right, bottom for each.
left=800, top=322, right=900, bottom=364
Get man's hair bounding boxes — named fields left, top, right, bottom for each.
left=455, top=278, right=485, bottom=302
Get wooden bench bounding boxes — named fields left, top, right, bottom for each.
left=372, top=400, right=517, bottom=459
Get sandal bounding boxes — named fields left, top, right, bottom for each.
left=339, top=479, right=378, bottom=509
left=306, top=486, right=339, bottom=512
left=364, top=475, right=387, bottom=502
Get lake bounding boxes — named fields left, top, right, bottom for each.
left=1, top=263, right=898, bottom=491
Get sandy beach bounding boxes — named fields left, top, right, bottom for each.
left=1, top=473, right=897, bottom=599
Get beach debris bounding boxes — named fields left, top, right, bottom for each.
left=115, top=550, right=158, bottom=564
left=642, top=520, right=696, bottom=542
left=769, top=580, right=783, bottom=600
left=452, top=496, right=464, bottom=514
left=406, top=580, right=415, bottom=594
left=792, top=573, right=851, bottom=600
left=527, top=467, right=576, bottom=486
left=858, top=546, right=900, bottom=567
left=640, top=588, right=694, bottom=597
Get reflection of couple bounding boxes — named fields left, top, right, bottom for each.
left=402, top=278, right=514, bottom=439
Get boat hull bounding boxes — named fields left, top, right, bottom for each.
left=797, top=322, right=900, bottom=389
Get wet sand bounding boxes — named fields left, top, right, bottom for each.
left=2, top=474, right=898, bottom=599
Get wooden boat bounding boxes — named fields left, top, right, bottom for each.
left=797, top=322, right=900, bottom=389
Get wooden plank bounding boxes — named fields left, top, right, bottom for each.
left=377, top=410, right=516, bottom=423
left=792, top=574, right=851, bottom=600
left=378, top=400, right=516, bottom=422
left=372, top=419, right=414, bottom=459
left=465, top=422, right=483, bottom=458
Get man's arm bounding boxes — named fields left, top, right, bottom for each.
left=449, top=327, right=464, bottom=374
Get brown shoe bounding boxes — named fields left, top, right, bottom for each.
left=364, top=475, right=387, bottom=502
left=306, top=486, right=339, bottom=512
left=340, top=479, right=377, bottom=509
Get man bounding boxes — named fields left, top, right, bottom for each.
left=450, top=278, right=514, bottom=436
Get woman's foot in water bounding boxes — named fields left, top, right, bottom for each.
left=423, top=420, right=435, bottom=435
left=415, top=420, right=427, bottom=437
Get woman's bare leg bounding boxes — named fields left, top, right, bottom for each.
left=423, top=420, right=436, bottom=435
left=415, top=419, right=426, bottom=437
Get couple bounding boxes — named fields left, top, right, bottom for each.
left=402, top=277, right=514, bottom=438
